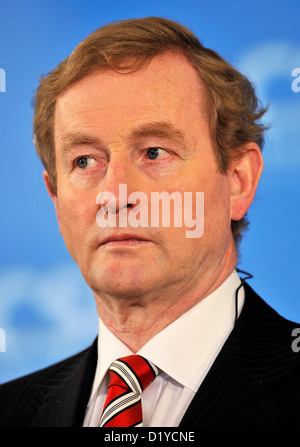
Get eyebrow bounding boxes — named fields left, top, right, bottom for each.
left=58, top=121, right=188, bottom=154
left=59, top=132, right=101, bottom=154
left=130, top=121, right=186, bottom=145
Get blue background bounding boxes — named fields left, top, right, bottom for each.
left=0, top=0, right=299, bottom=383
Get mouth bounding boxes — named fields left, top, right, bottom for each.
left=99, top=233, right=151, bottom=248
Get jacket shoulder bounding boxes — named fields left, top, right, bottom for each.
left=0, top=340, right=97, bottom=427
left=230, top=283, right=300, bottom=405
left=230, top=282, right=300, bottom=371
left=1, top=343, right=90, bottom=387
left=180, top=283, right=300, bottom=427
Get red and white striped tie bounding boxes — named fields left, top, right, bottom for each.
left=99, top=355, right=159, bottom=427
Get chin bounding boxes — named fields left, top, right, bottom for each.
left=87, top=265, right=156, bottom=298
left=96, top=280, right=154, bottom=299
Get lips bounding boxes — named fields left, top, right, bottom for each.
left=99, top=233, right=151, bottom=246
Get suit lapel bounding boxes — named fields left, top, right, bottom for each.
left=29, top=339, right=98, bottom=427
left=180, top=283, right=300, bottom=426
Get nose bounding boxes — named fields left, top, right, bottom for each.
left=98, top=152, right=139, bottom=214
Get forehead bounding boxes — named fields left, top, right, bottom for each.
left=54, top=52, right=211, bottom=143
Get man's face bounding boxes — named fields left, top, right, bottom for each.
left=51, top=52, right=235, bottom=302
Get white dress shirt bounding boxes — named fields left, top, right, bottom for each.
left=83, top=269, right=244, bottom=427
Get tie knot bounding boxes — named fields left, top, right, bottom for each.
left=108, top=355, right=159, bottom=395
left=99, top=355, right=159, bottom=427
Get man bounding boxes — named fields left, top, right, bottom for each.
left=1, top=17, right=300, bottom=427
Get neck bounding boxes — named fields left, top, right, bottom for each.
left=94, top=250, right=237, bottom=352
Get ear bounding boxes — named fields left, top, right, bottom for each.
left=43, top=170, right=61, bottom=228
left=230, top=143, right=263, bottom=221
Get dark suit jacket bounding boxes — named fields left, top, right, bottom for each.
left=1, top=283, right=300, bottom=427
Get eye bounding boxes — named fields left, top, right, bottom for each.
left=146, top=147, right=165, bottom=160
left=77, top=157, right=88, bottom=169
left=76, top=156, right=96, bottom=169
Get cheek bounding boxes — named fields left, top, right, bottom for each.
left=56, top=192, right=97, bottom=247
left=203, top=177, right=232, bottom=239
left=181, top=168, right=231, bottom=226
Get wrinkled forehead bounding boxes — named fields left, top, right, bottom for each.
left=53, top=51, right=213, bottom=146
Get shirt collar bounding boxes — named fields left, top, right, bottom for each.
left=139, top=269, right=244, bottom=391
left=90, top=269, right=244, bottom=398
left=89, top=319, right=134, bottom=399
